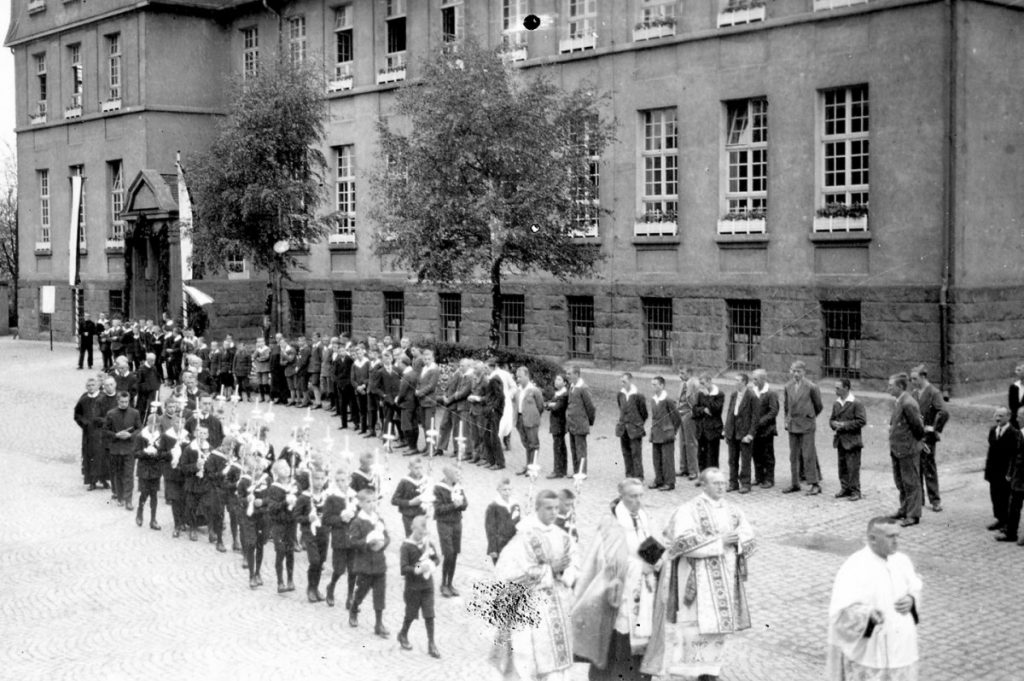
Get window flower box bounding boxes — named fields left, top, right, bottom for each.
left=30, top=113, right=46, bottom=125
left=813, top=0, right=868, bottom=10
left=64, top=105, right=82, bottom=119
left=813, top=215, right=868, bottom=232
left=558, top=34, right=597, bottom=53
left=34, top=241, right=52, bottom=253
left=27, top=0, right=45, bottom=13
left=328, top=75, right=354, bottom=92
left=500, top=46, right=528, bottom=62
left=105, top=238, right=125, bottom=252
left=101, top=98, right=121, bottom=112
left=633, top=215, right=678, bottom=237
left=717, top=3, right=766, bottom=27
left=377, top=67, right=406, bottom=85
left=328, top=232, right=356, bottom=246
left=633, top=23, right=676, bottom=41
left=717, top=215, right=766, bottom=235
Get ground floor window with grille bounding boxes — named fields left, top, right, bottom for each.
left=727, top=300, right=761, bottom=370
left=822, top=301, right=861, bottom=378
left=287, top=289, right=306, bottom=337
left=38, top=288, right=52, bottom=332
left=566, top=296, right=594, bottom=359
left=500, top=294, right=525, bottom=349
left=384, top=292, right=405, bottom=340
left=642, top=297, right=673, bottom=366
left=439, top=293, right=461, bottom=343
left=333, top=290, right=352, bottom=338
left=109, top=289, right=124, bottom=318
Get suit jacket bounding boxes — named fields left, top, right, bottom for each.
left=752, top=388, right=779, bottom=438
left=294, top=345, right=312, bottom=374
left=307, top=343, right=322, bottom=375
left=566, top=382, right=596, bottom=435
left=381, top=367, right=401, bottom=406
left=615, top=390, right=648, bottom=440
left=415, top=365, right=440, bottom=408
left=397, top=372, right=418, bottom=412
left=515, top=384, right=545, bottom=429
left=913, top=383, right=948, bottom=445
left=889, top=392, right=925, bottom=458
left=986, top=423, right=1020, bottom=483
left=784, top=380, right=823, bottom=434
left=351, top=359, right=370, bottom=392
left=104, top=407, right=142, bottom=456
left=186, top=414, right=225, bottom=449
left=445, top=371, right=473, bottom=413
left=136, top=364, right=162, bottom=393
left=207, top=350, right=225, bottom=377
left=694, top=389, right=725, bottom=441
left=830, top=398, right=867, bottom=451
left=112, top=370, right=139, bottom=402
left=280, top=345, right=298, bottom=377
left=723, top=387, right=757, bottom=442
left=547, top=390, right=568, bottom=436
left=348, top=511, right=390, bottom=575
left=78, top=320, right=96, bottom=342
left=1007, top=428, right=1024, bottom=492
left=1010, top=382, right=1024, bottom=428
left=333, top=355, right=354, bottom=388
left=649, top=395, right=682, bottom=444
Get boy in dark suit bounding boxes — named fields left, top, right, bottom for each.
left=433, top=466, right=468, bottom=597
left=348, top=487, right=391, bottom=637
left=136, top=409, right=169, bottom=529
left=324, top=468, right=357, bottom=608
left=545, top=374, right=569, bottom=479
left=985, top=407, right=1017, bottom=535
left=999, top=407, right=1024, bottom=545
left=397, top=515, right=441, bottom=658
left=484, top=478, right=520, bottom=564
left=265, top=459, right=297, bottom=592
left=829, top=378, right=867, bottom=500
left=649, top=376, right=681, bottom=490
left=723, top=373, right=757, bottom=493
left=615, top=373, right=648, bottom=480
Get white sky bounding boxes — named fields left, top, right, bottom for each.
left=0, top=0, right=16, bottom=160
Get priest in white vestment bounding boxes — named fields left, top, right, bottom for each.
left=827, top=516, right=923, bottom=681
left=492, top=489, right=578, bottom=681
left=641, top=467, right=755, bottom=681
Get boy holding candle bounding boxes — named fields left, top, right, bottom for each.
left=348, top=487, right=391, bottom=637
left=398, top=515, right=441, bottom=658
left=293, top=467, right=329, bottom=603
left=391, top=456, right=429, bottom=537
left=433, top=466, right=468, bottom=597
left=265, top=458, right=297, bottom=593
left=324, top=467, right=358, bottom=608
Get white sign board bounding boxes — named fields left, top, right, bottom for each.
left=40, top=286, right=56, bottom=314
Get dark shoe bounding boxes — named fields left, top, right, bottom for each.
left=125, top=501, right=134, bottom=511
left=658, top=485, right=675, bottom=492
left=189, top=530, right=198, bottom=542
left=326, top=585, right=336, bottom=607
left=440, top=585, right=453, bottom=598
left=345, top=596, right=352, bottom=611
left=805, top=484, right=822, bottom=496
left=349, top=613, right=358, bottom=627
left=545, top=473, right=562, bottom=479
left=231, top=540, right=241, bottom=552
left=834, top=490, right=851, bottom=498
left=173, top=528, right=181, bottom=538
left=101, top=481, right=110, bottom=489
left=88, top=483, right=97, bottom=491
left=256, top=575, right=264, bottom=587
left=428, top=643, right=441, bottom=659
left=307, top=589, right=323, bottom=603
left=516, top=468, right=528, bottom=476
left=781, top=486, right=801, bottom=494
left=242, top=560, right=250, bottom=570
left=117, top=499, right=124, bottom=507
left=676, top=471, right=686, bottom=477
left=931, top=503, right=943, bottom=512
left=285, top=580, right=296, bottom=592
left=649, top=483, right=662, bottom=490
left=738, top=486, right=751, bottom=494
left=899, top=518, right=920, bottom=527
left=216, top=541, right=227, bottom=553
left=150, top=521, right=161, bottom=531
left=1017, top=537, right=1024, bottom=547
left=448, top=585, right=460, bottom=597
left=995, top=533, right=1019, bottom=542
left=726, top=484, right=739, bottom=492
left=398, top=633, right=412, bottom=650
left=848, top=493, right=862, bottom=502
left=249, top=576, right=259, bottom=590
left=987, top=521, right=1005, bottom=531
left=374, top=624, right=390, bottom=639
left=278, top=583, right=287, bottom=593
left=760, top=482, right=774, bottom=489
left=136, top=514, right=143, bottom=527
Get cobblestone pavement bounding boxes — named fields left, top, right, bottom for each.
left=1, top=338, right=1019, bottom=681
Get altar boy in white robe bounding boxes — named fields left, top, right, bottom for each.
left=826, top=516, right=922, bottom=681
left=492, top=489, right=577, bottom=681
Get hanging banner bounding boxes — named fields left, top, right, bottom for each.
left=68, top=175, right=83, bottom=286
left=176, top=152, right=193, bottom=282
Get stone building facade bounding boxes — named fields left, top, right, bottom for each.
left=6, top=0, right=1024, bottom=393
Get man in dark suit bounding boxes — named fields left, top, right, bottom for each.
left=545, top=375, right=569, bottom=479
left=415, top=349, right=441, bottom=450
left=887, top=373, right=926, bottom=527
left=135, top=352, right=162, bottom=421
left=985, top=406, right=1017, bottom=535
left=723, top=373, right=757, bottom=493
left=615, top=373, right=648, bottom=480
left=750, top=369, right=779, bottom=488
left=1008, top=363, right=1024, bottom=428
left=911, top=365, right=949, bottom=512
left=566, top=366, right=596, bottom=476
left=694, top=372, right=724, bottom=473
left=829, top=377, right=867, bottom=501
left=104, top=391, right=142, bottom=510
left=997, top=406, right=1024, bottom=545
left=335, top=346, right=356, bottom=427
left=293, top=336, right=312, bottom=408
left=783, top=361, right=824, bottom=495
left=77, top=312, right=97, bottom=370
left=648, top=376, right=681, bottom=490
left=185, top=395, right=225, bottom=449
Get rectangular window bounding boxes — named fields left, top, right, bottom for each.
left=502, top=0, right=528, bottom=49
left=334, top=7, right=353, bottom=78
left=333, top=291, right=353, bottom=337
left=499, top=294, right=525, bottom=349
left=642, top=297, right=673, bottom=366
left=822, top=85, right=869, bottom=209
left=39, top=169, right=50, bottom=243
left=109, top=289, right=124, bottom=318
left=384, top=291, right=405, bottom=340
left=439, top=293, right=462, bottom=343
left=570, top=116, right=600, bottom=238
left=38, top=288, right=51, bottom=332
left=108, top=160, right=124, bottom=240
left=386, top=19, right=407, bottom=60
left=441, top=0, right=464, bottom=43
left=71, top=165, right=86, bottom=248
left=226, top=251, right=246, bottom=275
left=107, top=34, right=121, bottom=101
left=242, top=27, right=259, bottom=79
left=822, top=301, right=862, bottom=379
left=287, top=289, right=306, bottom=336
left=638, top=108, right=678, bottom=235
left=638, top=0, right=677, bottom=24
left=565, top=0, right=597, bottom=38
left=69, top=44, right=83, bottom=109
left=724, top=98, right=767, bottom=218
left=726, top=300, right=761, bottom=370
left=566, top=296, right=595, bottom=359
left=34, top=53, right=47, bottom=117
left=334, top=145, right=356, bottom=238
left=288, top=16, right=306, bottom=66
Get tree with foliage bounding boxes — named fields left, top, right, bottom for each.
left=0, top=143, right=17, bottom=328
left=370, top=40, right=614, bottom=349
left=190, top=58, right=334, bottom=277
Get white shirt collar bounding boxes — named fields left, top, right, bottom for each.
left=652, top=390, right=667, bottom=403
left=620, top=384, right=637, bottom=397
left=836, top=393, right=856, bottom=406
